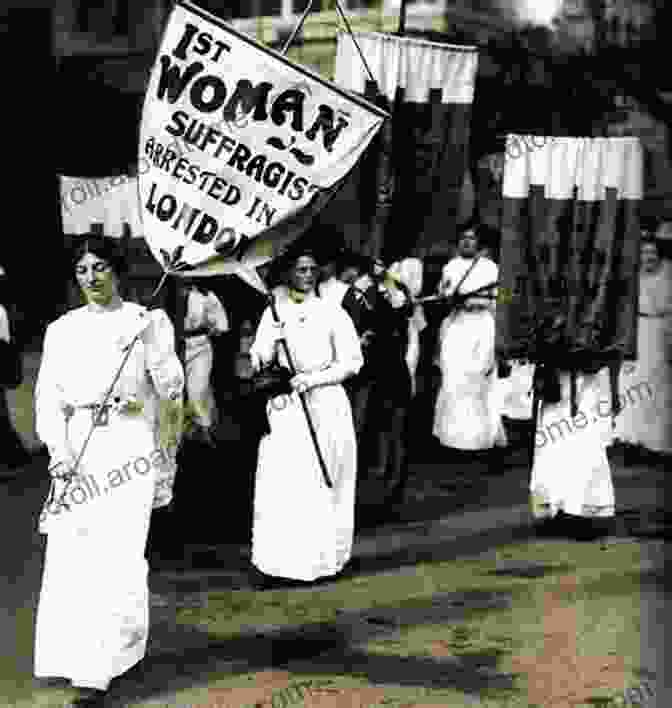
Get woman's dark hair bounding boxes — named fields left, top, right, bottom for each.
left=68, top=235, right=128, bottom=307
left=270, top=242, right=323, bottom=285
left=335, top=250, right=368, bottom=277
left=70, top=235, right=127, bottom=279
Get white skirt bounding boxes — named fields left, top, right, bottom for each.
left=34, top=412, right=157, bottom=689
left=531, top=373, right=615, bottom=519
left=613, top=316, right=672, bottom=453
left=433, top=310, right=502, bottom=450
left=251, top=384, right=357, bottom=581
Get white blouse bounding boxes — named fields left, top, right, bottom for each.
left=35, top=302, right=184, bottom=466
left=185, top=288, right=229, bottom=334
left=440, top=256, right=498, bottom=310
left=250, top=290, right=363, bottom=382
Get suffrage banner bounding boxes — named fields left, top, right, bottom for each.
left=334, top=32, right=478, bottom=264
left=496, top=135, right=642, bottom=362
left=60, top=175, right=144, bottom=238
left=139, top=0, right=388, bottom=276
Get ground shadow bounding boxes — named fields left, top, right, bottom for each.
left=107, top=587, right=523, bottom=706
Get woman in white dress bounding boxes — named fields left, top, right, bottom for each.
left=249, top=246, right=363, bottom=587
left=530, top=368, right=616, bottom=539
left=615, top=236, right=672, bottom=458
left=433, top=229, right=504, bottom=454
left=529, top=315, right=615, bottom=539
left=33, top=236, right=184, bottom=706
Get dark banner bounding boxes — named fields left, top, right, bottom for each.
left=496, top=135, right=642, bottom=363
left=334, top=32, right=478, bottom=266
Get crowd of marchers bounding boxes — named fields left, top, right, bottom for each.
left=0, top=218, right=670, bottom=707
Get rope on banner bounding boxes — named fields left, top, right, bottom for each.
left=281, top=0, right=316, bottom=54
left=333, top=0, right=378, bottom=87
left=280, top=0, right=378, bottom=92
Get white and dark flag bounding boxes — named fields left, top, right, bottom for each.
left=334, top=31, right=478, bottom=261
left=496, top=135, right=643, bottom=361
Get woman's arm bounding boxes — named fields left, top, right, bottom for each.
left=294, top=307, right=364, bottom=390
left=34, top=322, right=74, bottom=475
left=143, top=310, right=185, bottom=449
left=249, top=307, right=283, bottom=372
left=205, top=292, right=229, bottom=336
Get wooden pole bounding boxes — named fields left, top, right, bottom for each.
left=267, top=295, right=333, bottom=488
left=398, top=0, right=408, bottom=35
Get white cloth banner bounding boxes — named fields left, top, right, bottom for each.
left=60, top=175, right=143, bottom=238
left=139, top=0, right=387, bottom=276
left=502, top=135, right=643, bottom=201
left=334, top=31, right=478, bottom=105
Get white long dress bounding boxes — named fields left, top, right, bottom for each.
left=531, top=371, right=615, bottom=519
left=318, top=276, right=350, bottom=307
left=33, top=302, right=184, bottom=690
left=500, top=360, right=534, bottom=420
left=249, top=290, right=363, bottom=581
left=613, top=262, right=672, bottom=453
left=433, top=256, right=505, bottom=450
left=184, top=288, right=228, bottom=427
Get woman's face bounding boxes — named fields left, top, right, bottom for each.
left=640, top=242, right=660, bottom=272
left=289, top=255, right=319, bottom=293
left=458, top=230, right=479, bottom=258
left=75, top=252, right=119, bottom=305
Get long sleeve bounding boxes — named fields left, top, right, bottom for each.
left=143, top=309, right=184, bottom=400
left=249, top=306, right=278, bottom=371
left=141, top=309, right=184, bottom=506
left=205, top=291, right=229, bottom=334
left=308, top=307, right=363, bottom=387
left=34, top=322, right=73, bottom=470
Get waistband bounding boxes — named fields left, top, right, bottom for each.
left=72, top=401, right=144, bottom=419
left=460, top=304, right=491, bottom=313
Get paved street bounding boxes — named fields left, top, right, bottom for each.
left=1, top=436, right=668, bottom=708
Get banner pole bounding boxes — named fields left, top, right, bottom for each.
left=398, top=0, right=408, bottom=35
left=267, top=294, right=333, bottom=488
left=281, top=0, right=316, bottom=54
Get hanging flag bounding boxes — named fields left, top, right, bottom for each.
left=334, top=31, right=478, bottom=262
left=59, top=175, right=144, bottom=237
left=139, top=0, right=388, bottom=278
left=496, top=135, right=643, bottom=362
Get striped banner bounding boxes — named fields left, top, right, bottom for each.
left=334, top=32, right=478, bottom=263
left=60, top=174, right=144, bottom=238
left=496, top=135, right=643, bottom=361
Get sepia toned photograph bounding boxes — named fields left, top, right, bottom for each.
left=0, top=1, right=668, bottom=706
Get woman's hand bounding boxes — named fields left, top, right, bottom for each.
left=270, top=321, right=286, bottom=342
left=290, top=373, right=314, bottom=394
left=49, top=457, right=76, bottom=480
left=360, top=330, right=375, bottom=349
